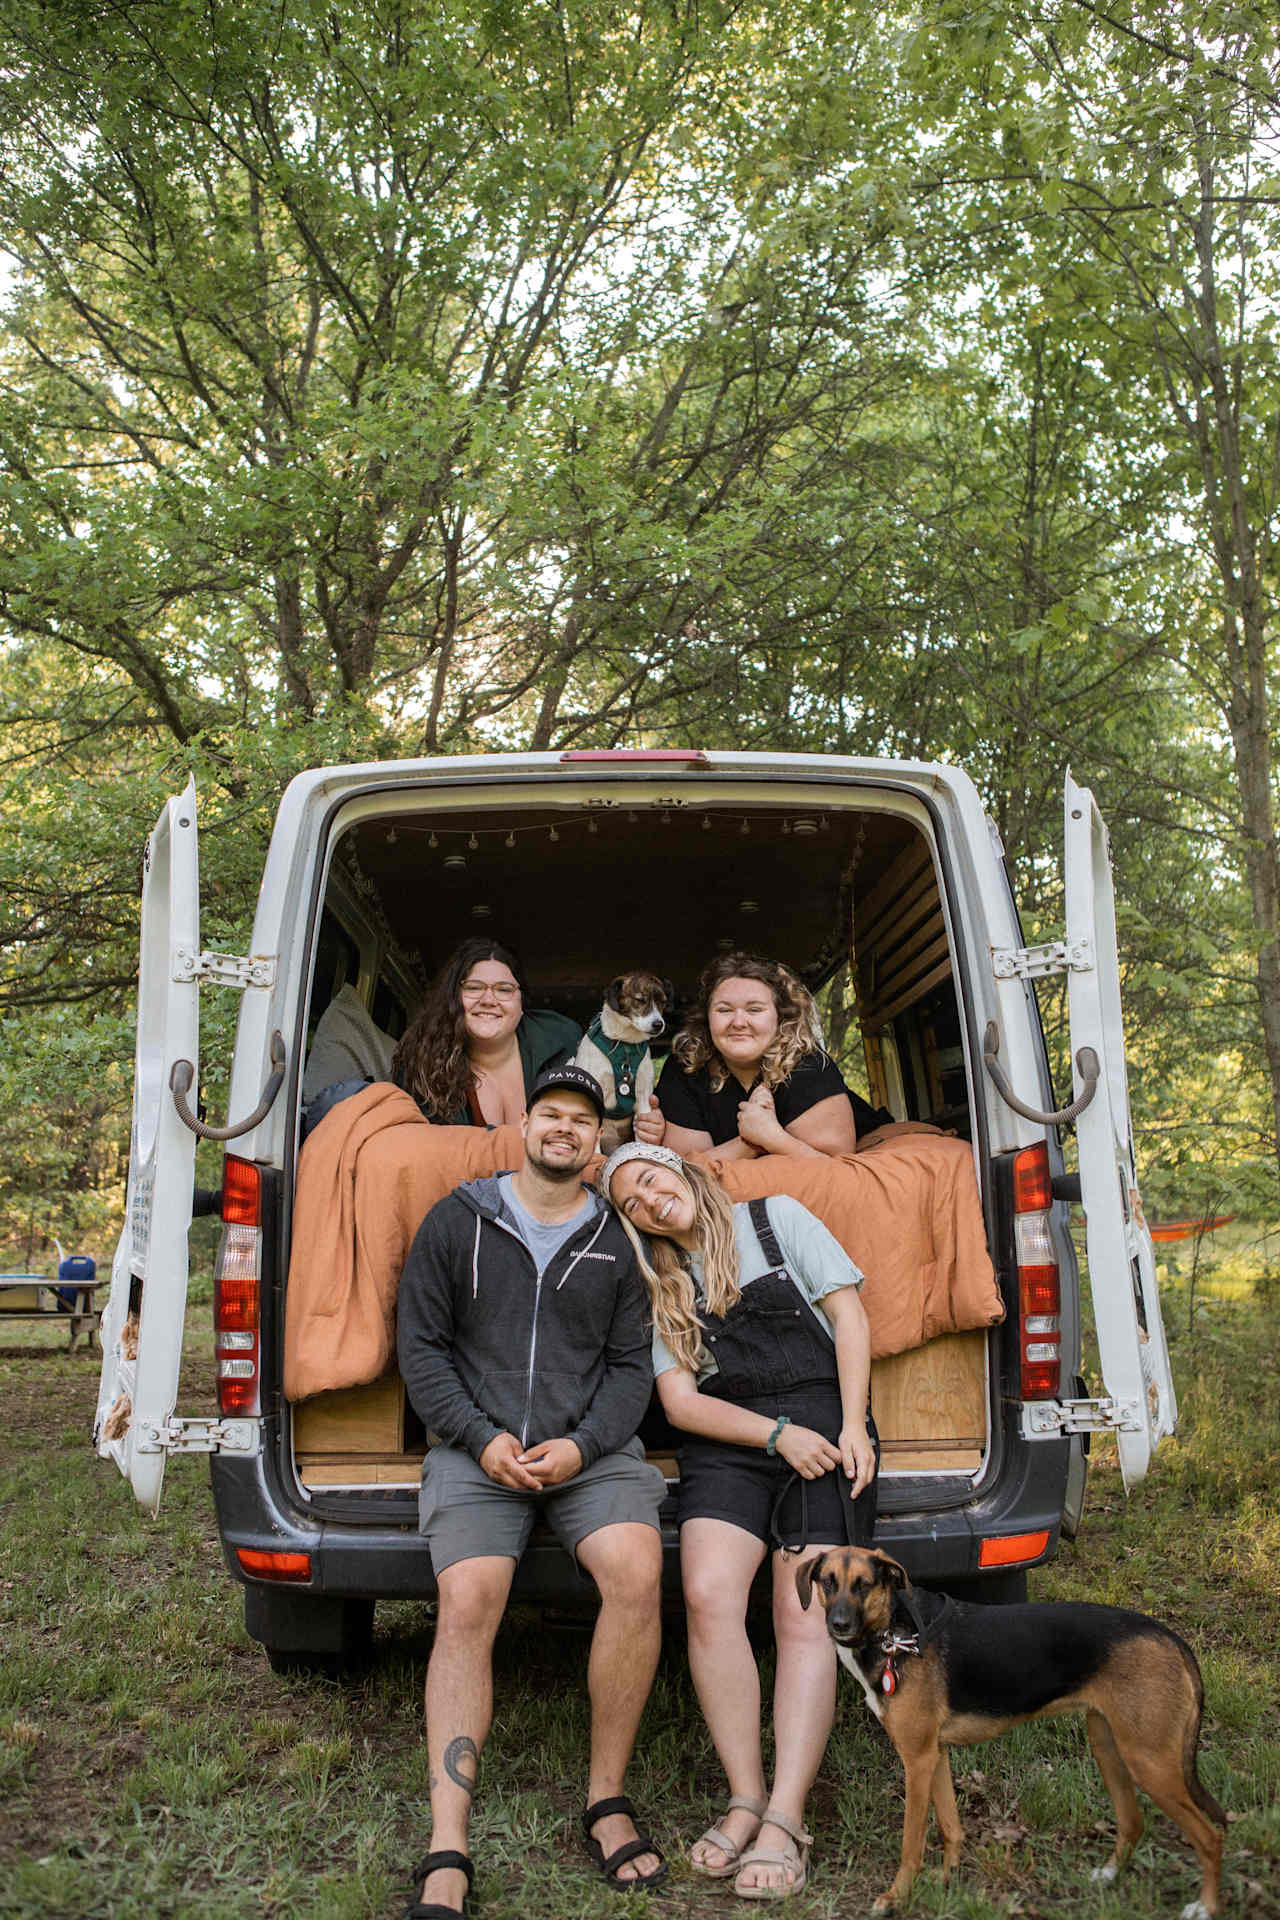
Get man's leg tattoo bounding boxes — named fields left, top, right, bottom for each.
left=443, top=1735, right=478, bottom=1797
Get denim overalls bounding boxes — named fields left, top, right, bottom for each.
left=686, top=1199, right=878, bottom=1551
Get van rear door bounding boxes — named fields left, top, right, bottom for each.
left=1063, top=771, right=1177, bottom=1488
left=95, top=781, right=204, bottom=1514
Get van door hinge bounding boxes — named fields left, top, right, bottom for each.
left=173, top=948, right=277, bottom=989
left=134, top=1416, right=259, bottom=1455
left=1021, top=1396, right=1142, bottom=1439
left=992, top=939, right=1093, bottom=981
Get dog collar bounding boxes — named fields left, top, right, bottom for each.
left=882, top=1590, right=953, bottom=1659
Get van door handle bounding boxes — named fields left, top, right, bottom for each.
left=170, top=1031, right=287, bottom=1141
left=983, top=1021, right=1099, bottom=1127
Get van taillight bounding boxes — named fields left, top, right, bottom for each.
left=1013, top=1142, right=1060, bottom=1400
left=215, top=1155, right=261, bottom=1416
left=221, top=1155, right=261, bottom=1226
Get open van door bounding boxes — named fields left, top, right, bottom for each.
left=1063, top=771, right=1177, bottom=1488
left=95, top=782, right=202, bottom=1515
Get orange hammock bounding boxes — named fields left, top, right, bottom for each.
left=1149, top=1215, right=1236, bottom=1244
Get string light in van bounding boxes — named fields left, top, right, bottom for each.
left=402, top=811, right=834, bottom=848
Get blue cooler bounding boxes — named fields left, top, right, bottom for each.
left=57, top=1253, right=96, bottom=1310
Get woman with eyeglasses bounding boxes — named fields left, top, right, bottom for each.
left=392, top=938, right=582, bottom=1126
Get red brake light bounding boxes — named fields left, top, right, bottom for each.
left=236, top=1548, right=312, bottom=1583
left=221, top=1155, right=261, bottom=1225
left=1012, top=1143, right=1052, bottom=1213
left=558, top=749, right=709, bottom=764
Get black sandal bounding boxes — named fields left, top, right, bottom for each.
left=582, top=1795, right=668, bottom=1892
left=404, top=1848, right=473, bottom=1920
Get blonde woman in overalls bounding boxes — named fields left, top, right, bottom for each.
left=601, top=1142, right=878, bottom=1902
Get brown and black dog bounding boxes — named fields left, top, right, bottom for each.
left=797, top=1545, right=1225, bottom=1916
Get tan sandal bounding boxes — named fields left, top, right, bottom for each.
left=732, top=1806, right=812, bottom=1901
left=689, top=1794, right=767, bottom=1879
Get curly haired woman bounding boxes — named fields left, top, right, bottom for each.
left=391, top=938, right=580, bottom=1127
left=637, top=952, right=887, bottom=1161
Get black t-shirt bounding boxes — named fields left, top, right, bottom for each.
left=656, top=1047, right=890, bottom=1145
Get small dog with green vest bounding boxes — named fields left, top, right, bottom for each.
left=576, top=972, right=673, bottom=1146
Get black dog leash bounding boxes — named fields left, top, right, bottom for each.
left=768, top=1470, right=810, bottom=1556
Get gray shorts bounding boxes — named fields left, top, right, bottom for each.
left=418, top=1436, right=668, bottom=1576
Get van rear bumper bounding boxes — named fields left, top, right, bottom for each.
left=211, top=1429, right=1069, bottom=1618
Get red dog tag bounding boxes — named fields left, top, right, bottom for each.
left=881, top=1660, right=897, bottom=1696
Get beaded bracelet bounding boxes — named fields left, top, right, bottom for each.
left=765, top=1415, right=791, bottom=1455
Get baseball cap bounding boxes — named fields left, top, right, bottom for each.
left=526, top=1063, right=607, bottom=1120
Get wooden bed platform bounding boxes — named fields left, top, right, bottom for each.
left=293, top=1328, right=989, bottom=1490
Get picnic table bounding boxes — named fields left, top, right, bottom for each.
left=0, top=1255, right=101, bottom=1351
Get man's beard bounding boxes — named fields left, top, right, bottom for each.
left=527, top=1142, right=591, bottom=1181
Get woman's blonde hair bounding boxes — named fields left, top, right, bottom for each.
left=671, top=951, right=819, bottom=1093
left=613, top=1158, right=742, bottom=1374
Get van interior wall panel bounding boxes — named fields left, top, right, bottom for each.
left=852, top=832, right=952, bottom=1044
left=864, top=1034, right=891, bottom=1114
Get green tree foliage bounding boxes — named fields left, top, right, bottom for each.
left=1, top=0, right=1277, bottom=1243
left=884, top=0, right=1280, bottom=1182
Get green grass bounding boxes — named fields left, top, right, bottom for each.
left=1, top=1275, right=1278, bottom=1920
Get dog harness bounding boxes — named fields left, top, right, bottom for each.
left=584, top=1015, right=650, bottom=1116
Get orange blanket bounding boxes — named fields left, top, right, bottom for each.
left=283, top=1084, right=1003, bottom=1402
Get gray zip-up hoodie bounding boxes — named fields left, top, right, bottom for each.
left=396, top=1176, right=653, bottom=1468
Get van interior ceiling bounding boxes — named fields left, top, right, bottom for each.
left=317, top=799, right=970, bottom=1136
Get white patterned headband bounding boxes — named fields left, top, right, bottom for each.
left=598, top=1141, right=688, bottom=1205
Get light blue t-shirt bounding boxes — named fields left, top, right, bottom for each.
left=499, top=1174, right=600, bottom=1277
left=651, top=1195, right=865, bottom=1380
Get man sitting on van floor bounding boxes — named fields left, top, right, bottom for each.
left=397, top=1064, right=667, bottom=1918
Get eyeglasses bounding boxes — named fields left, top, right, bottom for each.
left=460, top=979, right=521, bottom=1001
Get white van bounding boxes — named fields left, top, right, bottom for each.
left=95, top=750, right=1175, bottom=1669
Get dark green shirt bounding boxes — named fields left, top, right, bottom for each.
left=434, top=1007, right=583, bottom=1125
